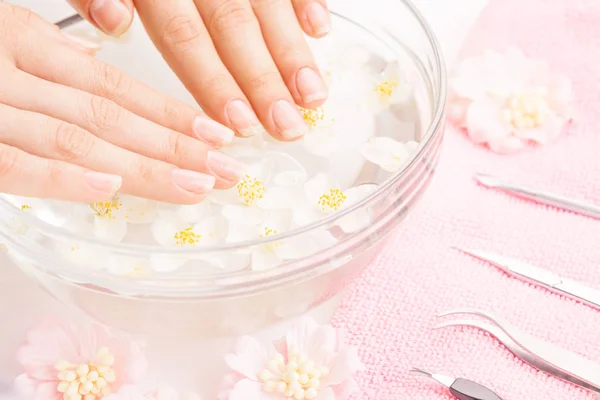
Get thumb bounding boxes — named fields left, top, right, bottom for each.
left=67, top=0, right=134, bottom=37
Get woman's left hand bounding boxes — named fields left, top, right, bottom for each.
left=67, top=0, right=331, bottom=141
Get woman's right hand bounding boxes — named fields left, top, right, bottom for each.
left=0, top=4, right=245, bottom=205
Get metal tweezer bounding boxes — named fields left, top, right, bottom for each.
left=55, top=13, right=84, bottom=30
left=436, top=309, right=600, bottom=394
left=456, top=247, right=600, bottom=310
left=474, top=173, right=600, bottom=221
left=410, top=369, right=503, bottom=400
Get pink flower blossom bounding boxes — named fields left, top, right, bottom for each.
left=449, top=47, right=573, bottom=153
left=104, top=385, right=201, bottom=400
left=14, top=318, right=147, bottom=400
left=221, top=317, right=363, bottom=400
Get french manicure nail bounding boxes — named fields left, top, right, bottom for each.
left=206, top=151, right=246, bottom=182
left=306, top=2, right=332, bottom=37
left=171, top=169, right=216, bottom=195
left=193, top=116, right=235, bottom=147
left=296, top=67, right=328, bottom=103
left=61, top=32, right=103, bottom=52
left=84, top=172, right=122, bottom=195
left=225, top=100, right=265, bottom=137
left=89, top=0, right=131, bottom=37
left=271, top=100, right=308, bottom=139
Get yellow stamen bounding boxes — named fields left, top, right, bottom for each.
left=54, top=347, right=116, bottom=400
left=174, top=227, right=201, bottom=246
left=375, top=80, right=398, bottom=100
left=299, top=106, right=326, bottom=129
left=20, top=205, right=31, bottom=211
left=318, top=188, right=347, bottom=212
left=503, top=92, right=549, bottom=129
left=237, top=175, right=266, bottom=206
left=90, top=197, right=122, bottom=219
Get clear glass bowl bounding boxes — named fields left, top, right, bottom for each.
left=0, top=0, right=445, bottom=338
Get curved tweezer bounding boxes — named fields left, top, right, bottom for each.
left=436, top=309, right=600, bottom=394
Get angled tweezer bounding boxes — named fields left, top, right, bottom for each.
left=436, top=309, right=600, bottom=394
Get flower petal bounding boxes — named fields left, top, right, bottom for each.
left=176, top=202, right=211, bottom=224
left=324, top=347, right=364, bottom=386
left=315, top=387, right=336, bottom=400
left=225, top=336, right=276, bottom=380
left=93, top=216, right=127, bottom=243
left=286, top=317, right=320, bottom=356
left=228, top=379, right=271, bottom=400
left=251, top=248, right=282, bottom=271
left=222, top=205, right=267, bottom=226
left=465, top=98, right=512, bottom=144
left=207, top=187, right=242, bottom=206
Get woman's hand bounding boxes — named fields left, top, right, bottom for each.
left=0, top=4, right=246, bottom=204
left=67, top=0, right=331, bottom=140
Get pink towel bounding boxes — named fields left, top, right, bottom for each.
left=334, top=0, right=600, bottom=399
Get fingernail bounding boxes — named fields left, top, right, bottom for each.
left=271, top=100, right=308, bottom=139
left=296, top=67, right=328, bottom=103
left=61, top=32, right=103, bottom=52
left=193, top=116, right=235, bottom=147
left=171, top=169, right=216, bottom=194
left=306, top=2, right=332, bottom=37
left=89, top=0, right=132, bottom=37
left=206, top=151, right=246, bottom=182
left=84, top=172, right=122, bottom=196
left=225, top=100, right=265, bottom=137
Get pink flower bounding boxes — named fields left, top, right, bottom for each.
left=449, top=47, right=573, bottom=153
left=104, top=385, right=201, bottom=400
left=222, top=317, right=363, bottom=400
left=14, top=318, right=147, bottom=400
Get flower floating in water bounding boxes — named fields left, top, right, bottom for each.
left=362, top=137, right=419, bottom=172
left=449, top=47, right=573, bottom=153
left=293, top=173, right=378, bottom=233
left=369, top=61, right=414, bottom=111
left=105, top=385, right=201, bottom=400
left=208, top=154, right=307, bottom=226
left=15, top=318, right=146, bottom=400
left=222, top=317, right=363, bottom=400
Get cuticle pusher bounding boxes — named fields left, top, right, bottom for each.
left=410, top=369, right=503, bottom=400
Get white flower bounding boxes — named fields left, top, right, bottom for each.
left=300, top=103, right=375, bottom=158
left=220, top=134, right=267, bottom=158
left=293, top=173, right=378, bottom=233
left=449, top=47, right=573, bottom=153
left=362, top=137, right=419, bottom=172
left=367, top=61, right=414, bottom=111
left=208, top=153, right=307, bottom=225
left=227, top=210, right=295, bottom=271
left=105, top=385, right=202, bottom=400
left=150, top=215, right=228, bottom=272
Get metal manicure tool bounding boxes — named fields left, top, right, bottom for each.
left=410, top=369, right=503, bottom=400
left=55, top=14, right=84, bottom=30
left=474, top=173, right=600, bottom=221
left=456, top=247, right=600, bottom=310
left=436, top=309, right=600, bottom=394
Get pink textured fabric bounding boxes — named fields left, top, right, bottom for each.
left=333, top=0, right=600, bottom=399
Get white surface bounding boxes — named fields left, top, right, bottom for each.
left=0, top=0, right=489, bottom=397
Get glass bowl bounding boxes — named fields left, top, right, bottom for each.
left=0, top=0, right=445, bottom=339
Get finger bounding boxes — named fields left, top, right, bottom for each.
left=66, top=0, right=134, bottom=37
left=0, top=143, right=121, bottom=202
left=10, top=24, right=220, bottom=146
left=0, top=104, right=216, bottom=204
left=198, top=0, right=308, bottom=140
left=2, top=70, right=244, bottom=190
left=134, top=0, right=264, bottom=138
left=250, top=0, right=328, bottom=107
left=0, top=3, right=100, bottom=54
left=291, top=0, right=331, bottom=38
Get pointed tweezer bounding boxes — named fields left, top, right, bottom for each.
left=436, top=309, right=600, bottom=394
left=474, top=173, right=600, bottom=220
left=455, top=247, right=600, bottom=310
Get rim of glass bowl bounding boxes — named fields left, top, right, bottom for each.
left=0, top=1, right=446, bottom=258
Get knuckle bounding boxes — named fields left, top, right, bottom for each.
left=200, top=73, right=232, bottom=95
left=165, top=132, right=187, bottom=161
left=88, top=96, right=123, bottom=132
left=4, top=4, right=35, bottom=25
left=47, top=162, right=65, bottom=186
left=0, top=145, right=19, bottom=178
left=209, top=0, right=256, bottom=36
left=246, top=70, right=283, bottom=93
left=132, top=159, right=158, bottom=183
left=52, top=123, right=92, bottom=162
left=162, top=15, right=202, bottom=53
left=93, top=59, right=130, bottom=100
